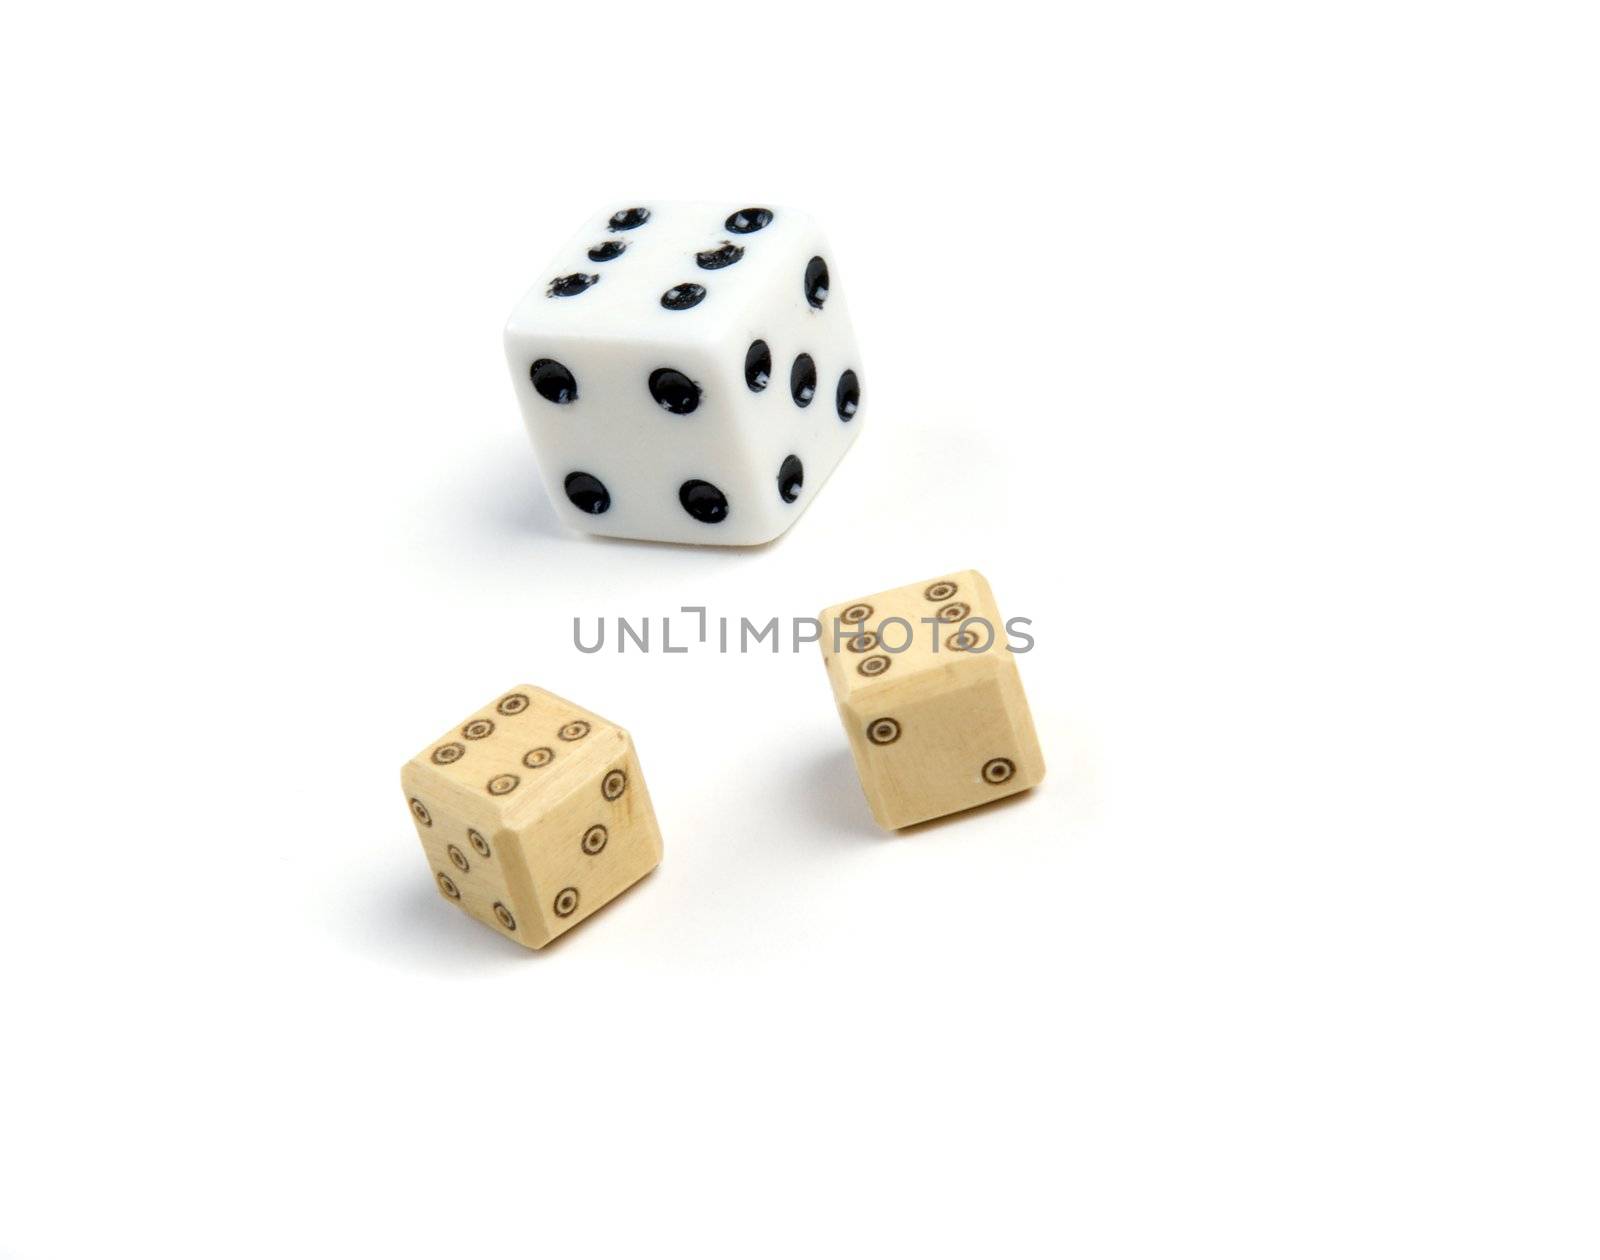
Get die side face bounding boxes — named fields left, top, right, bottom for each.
left=844, top=671, right=1044, bottom=829
left=819, top=571, right=1046, bottom=829
left=518, top=740, right=663, bottom=942
left=504, top=202, right=864, bottom=546
left=400, top=776, right=540, bottom=945
left=401, top=685, right=662, bottom=948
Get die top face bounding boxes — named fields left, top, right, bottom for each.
left=819, top=570, right=1010, bottom=702
left=402, top=686, right=628, bottom=830
left=504, top=202, right=830, bottom=344
left=504, top=202, right=864, bottom=546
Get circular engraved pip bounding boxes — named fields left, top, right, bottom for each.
left=436, top=871, right=460, bottom=899
left=846, top=631, right=879, bottom=653
left=409, top=798, right=432, bottom=827
left=554, top=887, right=580, bottom=918
left=982, top=758, right=1016, bottom=785
left=867, top=718, right=901, bottom=746
left=447, top=844, right=470, bottom=873
left=601, top=769, right=628, bottom=801
left=462, top=718, right=495, bottom=740
left=948, top=629, right=981, bottom=652
left=581, top=824, right=609, bottom=855
left=858, top=654, right=891, bottom=678
left=496, top=693, right=530, bottom=716
left=431, top=742, right=465, bottom=765
left=558, top=720, right=591, bottom=742
left=468, top=829, right=492, bottom=858
left=924, top=581, right=959, bottom=602
left=493, top=902, right=517, bottom=931
left=522, top=747, right=555, bottom=769
left=487, top=773, right=520, bottom=796
left=936, top=602, right=971, bottom=623
left=840, top=603, right=873, bottom=625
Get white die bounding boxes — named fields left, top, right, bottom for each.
left=503, top=202, right=865, bottom=546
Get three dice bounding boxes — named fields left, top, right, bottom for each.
left=406, top=206, right=1051, bottom=950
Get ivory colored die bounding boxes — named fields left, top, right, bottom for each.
left=400, top=686, right=662, bottom=948
left=819, top=570, right=1045, bottom=829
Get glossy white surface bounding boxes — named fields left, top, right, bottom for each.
left=504, top=202, right=864, bottom=545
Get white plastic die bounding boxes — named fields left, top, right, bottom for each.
left=503, top=202, right=865, bottom=546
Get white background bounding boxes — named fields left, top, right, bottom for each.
left=2, top=2, right=1596, bottom=1256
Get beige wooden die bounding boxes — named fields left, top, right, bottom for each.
left=400, top=685, right=662, bottom=948
left=819, top=570, right=1045, bottom=829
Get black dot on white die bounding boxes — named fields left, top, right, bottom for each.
left=679, top=479, right=729, bottom=524
left=529, top=359, right=577, bottom=404
left=804, top=256, right=830, bottom=309
left=790, top=354, right=817, bottom=407
left=648, top=368, right=701, bottom=415
left=777, top=455, right=804, bottom=503
left=608, top=207, right=650, bottom=231
left=725, top=207, right=774, bottom=234
left=548, top=272, right=599, bottom=298
left=661, top=283, right=707, bottom=311
left=836, top=370, right=860, bottom=421
left=745, top=340, right=771, bottom=391
left=588, top=240, right=626, bottom=262
left=697, top=242, right=744, bottom=270
left=564, top=471, right=610, bottom=515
